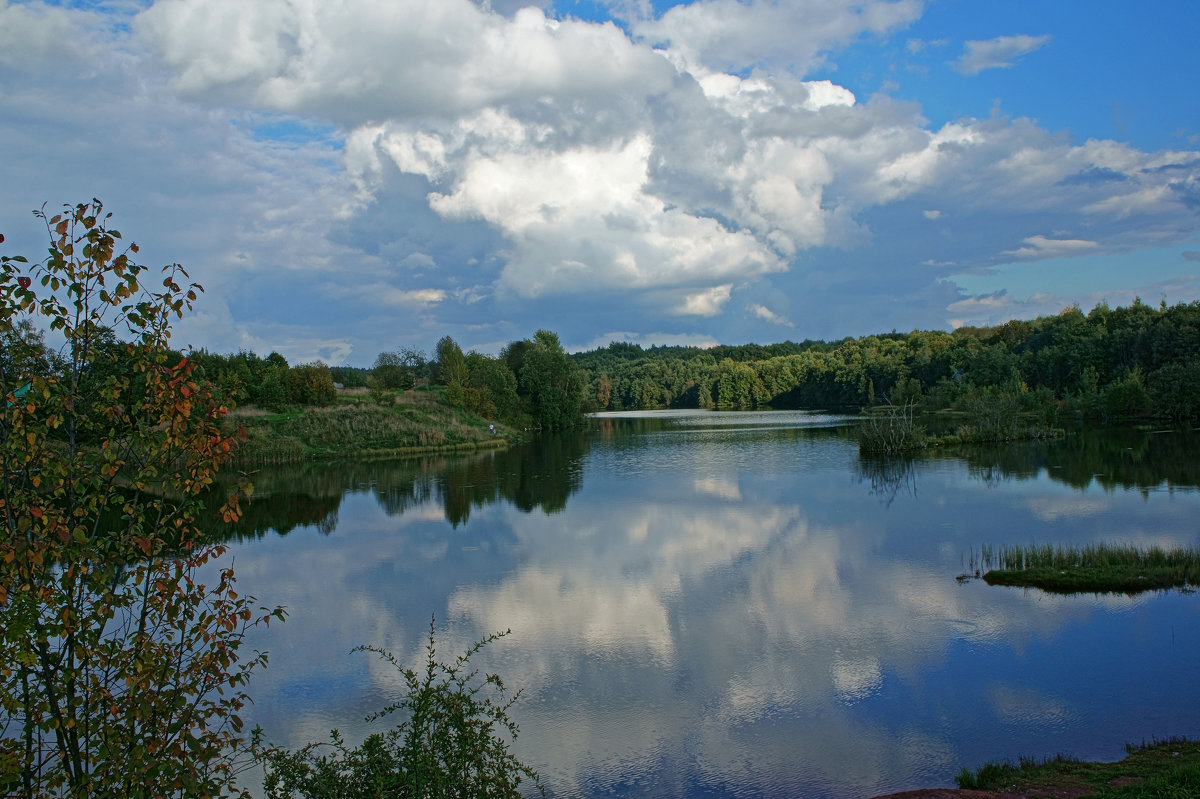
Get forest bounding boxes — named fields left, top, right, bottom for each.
left=571, top=299, right=1200, bottom=424
left=9, top=292, right=1197, bottom=435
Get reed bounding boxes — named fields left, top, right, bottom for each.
left=977, top=542, right=1200, bottom=594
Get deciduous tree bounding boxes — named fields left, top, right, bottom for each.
left=0, top=201, right=283, bottom=798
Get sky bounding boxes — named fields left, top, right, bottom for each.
left=2, top=0, right=1198, bottom=365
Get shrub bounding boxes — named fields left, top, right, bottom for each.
left=258, top=619, right=542, bottom=799
left=859, top=401, right=926, bottom=453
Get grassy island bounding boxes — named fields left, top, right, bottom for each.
left=977, top=543, right=1200, bottom=594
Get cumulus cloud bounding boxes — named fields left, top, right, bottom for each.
left=676, top=284, right=733, bottom=316
left=137, top=0, right=676, bottom=122
left=953, top=34, right=1051, bottom=75
left=1184, top=251, right=1200, bottom=262
left=3, top=0, right=1199, bottom=360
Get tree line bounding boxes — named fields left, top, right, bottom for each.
left=135, top=330, right=590, bottom=432
left=573, top=299, right=1200, bottom=423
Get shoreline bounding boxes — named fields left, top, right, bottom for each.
left=869, top=738, right=1200, bottom=798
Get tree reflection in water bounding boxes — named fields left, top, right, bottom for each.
left=207, top=433, right=590, bottom=542
left=854, top=453, right=918, bottom=507
left=852, top=426, right=1200, bottom=505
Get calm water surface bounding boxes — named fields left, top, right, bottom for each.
left=224, top=411, right=1200, bottom=798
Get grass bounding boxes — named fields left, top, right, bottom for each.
left=972, top=542, right=1200, bottom=594
left=230, top=389, right=512, bottom=464
left=956, top=737, right=1200, bottom=797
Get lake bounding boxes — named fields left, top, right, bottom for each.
left=224, top=410, right=1200, bottom=798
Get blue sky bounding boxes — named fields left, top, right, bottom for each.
left=1, top=0, right=1198, bottom=364
left=828, top=2, right=1200, bottom=150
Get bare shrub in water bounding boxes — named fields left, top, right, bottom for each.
left=859, top=400, right=927, bottom=453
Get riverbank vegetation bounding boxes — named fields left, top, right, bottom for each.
left=572, top=300, right=1200, bottom=433
left=186, top=328, right=588, bottom=443
left=955, top=737, right=1200, bottom=796
left=973, top=542, right=1200, bottom=594
left=231, top=388, right=509, bottom=463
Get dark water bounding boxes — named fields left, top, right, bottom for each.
left=224, top=411, right=1200, bottom=798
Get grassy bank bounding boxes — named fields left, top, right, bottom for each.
left=956, top=737, right=1200, bottom=796
left=230, top=388, right=513, bottom=464
left=975, top=542, right=1200, bottom=594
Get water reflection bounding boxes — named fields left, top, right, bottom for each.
left=224, top=414, right=1200, bottom=799
left=935, top=428, right=1200, bottom=493
left=855, top=454, right=919, bottom=506
left=852, top=428, right=1200, bottom=511
left=216, top=432, right=588, bottom=542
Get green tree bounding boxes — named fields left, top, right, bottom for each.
left=715, top=358, right=761, bottom=408
left=371, top=351, right=414, bottom=391
left=499, top=339, right=531, bottom=382
left=0, top=318, right=58, bottom=386
left=518, top=330, right=585, bottom=430
left=595, top=373, right=612, bottom=410
left=0, top=202, right=283, bottom=798
left=329, top=365, right=369, bottom=389
left=434, top=336, right=469, bottom=387
left=1149, top=361, right=1200, bottom=422
left=286, top=361, right=337, bottom=406
left=466, top=351, right=518, bottom=420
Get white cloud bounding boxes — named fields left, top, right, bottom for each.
left=1083, top=184, right=1175, bottom=217
left=330, top=283, right=447, bottom=308
left=904, top=37, right=946, bottom=55
left=1004, top=235, right=1100, bottom=260
left=751, top=304, right=794, bottom=327
left=634, top=0, right=923, bottom=75
left=137, top=0, right=675, bottom=121
left=676, top=284, right=733, bottom=316
left=421, top=134, right=786, bottom=296
left=0, top=1, right=106, bottom=67
left=953, top=34, right=1051, bottom=75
